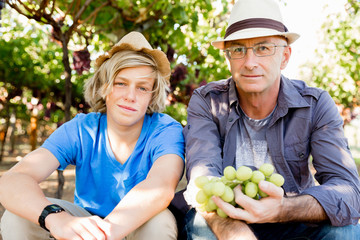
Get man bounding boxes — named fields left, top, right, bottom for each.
left=0, top=31, right=185, bottom=240
left=182, top=0, right=360, bottom=239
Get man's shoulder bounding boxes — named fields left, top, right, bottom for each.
left=195, top=78, right=231, bottom=97
left=286, top=78, right=325, bottom=100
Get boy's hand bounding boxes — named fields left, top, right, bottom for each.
left=47, top=212, right=113, bottom=240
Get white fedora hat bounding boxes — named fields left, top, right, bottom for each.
left=212, top=0, right=300, bottom=50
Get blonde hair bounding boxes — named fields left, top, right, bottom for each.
left=84, top=50, right=169, bottom=113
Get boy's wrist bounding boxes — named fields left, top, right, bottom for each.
left=38, top=204, right=65, bottom=231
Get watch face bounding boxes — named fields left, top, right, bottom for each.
left=49, top=205, right=62, bottom=211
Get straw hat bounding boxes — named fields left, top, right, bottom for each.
left=95, top=31, right=171, bottom=81
left=212, top=0, right=300, bottom=50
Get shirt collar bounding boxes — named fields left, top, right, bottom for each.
left=229, top=78, right=239, bottom=108
left=278, top=75, right=311, bottom=109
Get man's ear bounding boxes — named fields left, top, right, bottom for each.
left=226, top=56, right=232, bottom=72
left=280, top=46, right=292, bottom=70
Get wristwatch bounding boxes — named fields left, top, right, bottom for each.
left=38, top=204, right=65, bottom=231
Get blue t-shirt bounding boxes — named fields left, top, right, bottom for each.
left=41, top=112, right=185, bottom=217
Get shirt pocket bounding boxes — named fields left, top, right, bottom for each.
left=284, top=141, right=313, bottom=190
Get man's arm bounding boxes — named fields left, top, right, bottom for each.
left=0, top=148, right=112, bottom=240
left=202, top=211, right=257, bottom=240
left=305, top=91, right=360, bottom=226
left=105, top=154, right=184, bottom=238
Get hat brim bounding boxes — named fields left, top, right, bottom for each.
left=211, top=28, right=300, bottom=50
left=95, top=43, right=171, bottom=82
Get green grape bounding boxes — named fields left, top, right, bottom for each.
left=196, top=190, right=209, bottom=204
left=251, top=170, right=265, bottom=184
left=244, top=182, right=258, bottom=198
left=203, top=182, right=214, bottom=196
left=269, top=173, right=285, bottom=187
left=194, top=175, right=209, bottom=188
left=217, top=208, right=228, bottom=218
left=258, top=188, right=268, bottom=198
left=212, top=181, right=226, bottom=196
left=236, top=166, right=253, bottom=181
left=198, top=204, right=207, bottom=212
left=205, top=198, right=218, bottom=212
left=227, top=181, right=239, bottom=189
left=259, top=163, right=275, bottom=177
left=220, top=176, right=228, bottom=184
left=230, top=198, right=237, bottom=206
left=224, top=166, right=237, bottom=180
left=221, top=186, right=235, bottom=202
left=210, top=177, right=219, bottom=182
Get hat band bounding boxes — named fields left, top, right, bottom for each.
left=225, top=18, right=288, bottom=38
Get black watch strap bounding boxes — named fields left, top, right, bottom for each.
left=38, top=204, right=65, bottom=232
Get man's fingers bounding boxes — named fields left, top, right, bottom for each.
left=258, top=180, right=284, bottom=198
left=233, top=184, right=258, bottom=211
left=212, top=195, right=252, bottom=221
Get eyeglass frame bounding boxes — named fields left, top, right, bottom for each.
left=223, top=42, right=288, bottom=60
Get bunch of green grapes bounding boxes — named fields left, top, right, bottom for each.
left=194, top=163, right=285, bottom=218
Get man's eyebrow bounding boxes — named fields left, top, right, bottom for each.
left=230, top=40, right=270, bottom=46
left=230, top=42, right=245, bottom=46
left=254, top=40, right=269, bottom=45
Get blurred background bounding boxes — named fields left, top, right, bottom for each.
left=0, top=0, right=359, bottom=206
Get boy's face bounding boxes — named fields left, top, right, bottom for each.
left=106, top=66, right=155, bottom=130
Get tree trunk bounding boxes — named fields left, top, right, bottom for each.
left=56, top=34, right=72, bottom=199
left=56, top=169, right=65, bottom=199
left=0, top=103, right=10, bottom=162
left=29, top=116, right=37, bottom=151
left=9, top=108, right=17, bottom=153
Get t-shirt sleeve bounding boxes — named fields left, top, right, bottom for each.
left=41, top=115, right=82, bottom=170
left=150, top=122, right=185, bottom=164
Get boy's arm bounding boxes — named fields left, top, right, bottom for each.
left=105, top=153, right=184, bottom=238
left=0, top=148, right=60, bottom=223
left=0, top=148, right=111, bottom=239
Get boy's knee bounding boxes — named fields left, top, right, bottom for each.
left=129, top=209, right=178, bottom=240
left=1, top=210, right=50, bottom=240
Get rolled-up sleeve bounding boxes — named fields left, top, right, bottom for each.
left=302, top=91, right=360, bottom=226
left=183, top=89, right=224, bottom=181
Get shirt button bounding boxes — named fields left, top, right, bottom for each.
left=188, top=125, right=191, bottom=129
left=298, top=152, right=305, bottom=158
left=229, top=118, right=233, bottom=122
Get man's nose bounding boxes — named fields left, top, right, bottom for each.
left=243, top=48, right=258, bottom=69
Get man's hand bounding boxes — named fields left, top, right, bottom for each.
left=47, top=212, right=114, bottom=240
left=212, top=180, right=284, bottom=223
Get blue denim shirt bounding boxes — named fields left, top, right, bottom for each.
left=183, top=75, right=360, bottom=226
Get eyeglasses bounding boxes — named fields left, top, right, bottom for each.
left=224, top=43, right=288, bottom=59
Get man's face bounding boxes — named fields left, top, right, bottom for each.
left=224, top=36, right=291, bottom=96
